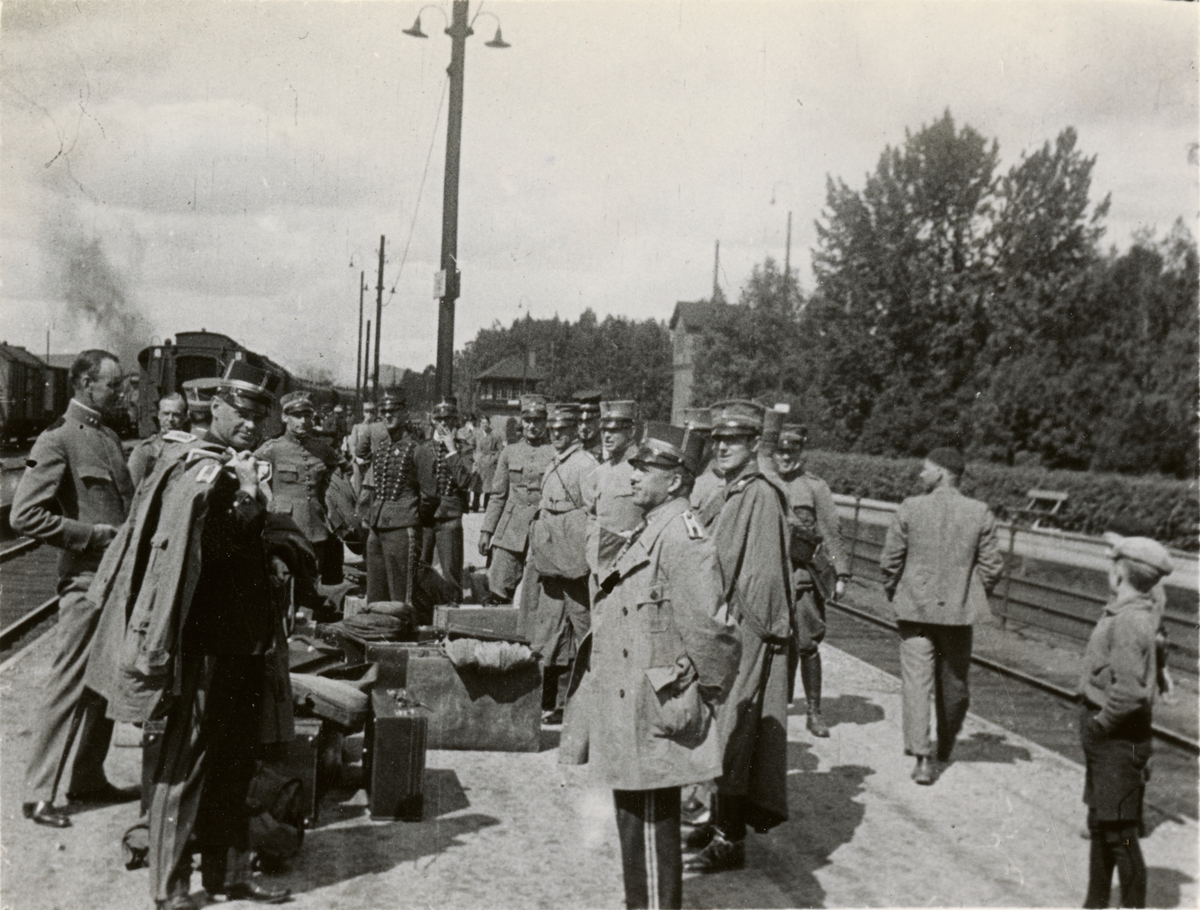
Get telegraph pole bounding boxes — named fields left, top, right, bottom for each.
left=435, top=0, right=472, bottom=401
left=373, top=235, right=385, bottom=396
left=364, top=320, right=372, bottom=400
left=355, top=270, right=365, bottom=406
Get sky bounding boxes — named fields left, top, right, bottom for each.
left=2, top=0, right=1196, bottom=386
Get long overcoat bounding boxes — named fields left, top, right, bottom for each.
left=561, top=496, right=740, bottom=790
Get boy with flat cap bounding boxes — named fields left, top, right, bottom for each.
left=1079, top=534, right=1174, bottom=909
left=562, top=422, right=739, bottom=909
left=879, top=446, right=1003, bottom=785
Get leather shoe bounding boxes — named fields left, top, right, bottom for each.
left=683, top=831, right=745, bottom=873
left=684, top=823, right=719, bottom=851
left=912, top=756, right=935, bottom=785
left=209, top=880, right=291, bottom=903
left=541, top=709, right=563, bottom=726
left=806, top=709, right=830, bottom=738
left=23, top=800, right=71, bottom=828
left=155, top=895, right=200, bottom=910
left=66, top=781, right=140, bottom=805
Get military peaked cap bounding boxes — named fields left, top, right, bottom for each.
left=777, top=423, right=809, bottom=451
left=573, top=389, right=602, bottom=417
left=220, top=360, right=279, bottom=410
left=1103, top=532, right=1174, bottom=577
left=681, top=407, right=713, bottom=432
left=547, top=402, right=581, bottom=428
left=520, top=394, right=548, bottom=417
left=709, top=399, right=765, bottom=438
left=182, top=377, right=220, bottom=414
left=280, top=391, right=316, bottom=415
left=599, top=400, right=636, bottom=428
left=432, top=397, right=459, bottom=420
left=631, top=422, right=706, bottom=477
left=379, top=391, right=406, bottom=412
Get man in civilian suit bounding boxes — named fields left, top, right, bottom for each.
left=879, top=447, right=1004, bottom=785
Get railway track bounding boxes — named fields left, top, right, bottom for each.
left=825, top=599, right=1199, bottom=823
left=0, top=538, right=60, bottom=659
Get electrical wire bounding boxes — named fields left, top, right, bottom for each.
left=383, top=72, right=449, bottom=307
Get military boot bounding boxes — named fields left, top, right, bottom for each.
left=801, top=652, right=830, bottom=737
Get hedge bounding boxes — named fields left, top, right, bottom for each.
left=803, top=450, right=1200, bottom=552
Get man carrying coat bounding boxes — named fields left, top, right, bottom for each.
left=879, top=446, right=1004, bottom=785
left=685, top=400, right=794, bottom=873
left=562, top=423, right=739, bottom=909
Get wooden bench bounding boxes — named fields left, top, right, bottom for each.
left=1014, top=489, right=1068, bottom=529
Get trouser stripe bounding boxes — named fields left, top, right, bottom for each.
left=644, top=790, right=659, bottom=910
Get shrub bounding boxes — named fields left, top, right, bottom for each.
left=804, top=449, right=1199, bottom=551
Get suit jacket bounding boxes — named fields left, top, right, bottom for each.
left=11, top=398, right=134, bottom=579
left=879, top=486, right=1004, bottom=626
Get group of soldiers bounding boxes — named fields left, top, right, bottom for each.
left=10, top=349, right=1175, bottom=910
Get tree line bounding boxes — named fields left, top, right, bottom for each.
left=453, top=111, right=1196, bottom=480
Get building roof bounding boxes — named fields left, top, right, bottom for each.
left=0, top=343, right=46, bottom=367
left=45, top=354, right=77, bottom=370
left=669, top=300, right=729, bottom=331
left=476, top=354, right=547, bottom=382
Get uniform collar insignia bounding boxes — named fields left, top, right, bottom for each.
left=67, top=398, right=104, bottom=429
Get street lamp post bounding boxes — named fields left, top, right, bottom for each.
left=405, top=1, right=509, bottom=402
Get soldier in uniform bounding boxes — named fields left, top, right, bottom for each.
left=128, top=394, right=191, bottom=487
left=685, top=400, right=793, bottom=873
left=85, top=360, right=292, bottom=909
left=479, top=395, right=554, bottom=603
left=11, top=350, right=137, bottom=828
left=418, top=399, right=473, bottom=590
left=525, top=402, right=598, bottom=724
left=574, top=389, right=604, bottom=460
left=582, top=400, right=642, bottom=586
left=684, top=407, right=724, bottom=531
left=255, top=390, right=346, bottom=582
left=773, top=423, right=850, bottom=737
left=182, top=378, right=219, bottom=437
left=356, top=391, right=433, bottom=604
left=344, top=400, right=377, bottom=468
left=472, top=413, right=504, bottom=512
left=562, top=423, right=740, bottom=910
left=879, top=447, right=1004, bottom=785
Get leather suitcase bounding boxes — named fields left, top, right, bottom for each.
left=433, top=605, right=527, bottom=643
left=280, top=717, right=340, bottom=827
left=403, top=648, right=542, bottom=752
left=365, top=689, right=427, bottom=821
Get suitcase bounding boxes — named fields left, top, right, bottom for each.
left=365, top=689, right=427, bottom=821
left=403, top=648, right=542, bottom=752
left=433, top=605, right=527, bottom=643
left=280, top=717, right=341, bottom=827
left=290, top=673, right=370, bottom=731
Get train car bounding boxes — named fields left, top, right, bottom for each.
left=0, top=343, right=65, bottom=447
left=137, top=330, right=338, bottom=439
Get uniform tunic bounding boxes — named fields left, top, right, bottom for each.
left=357, top=423, right=432, bottom=603
left=417, top=436, right=473, bottom=589
left=255, top=432, right=343, bottom=543
left=582, top=442, right=643, bottom=581
left=11, top=398, right=135, bottom=802
left=778, top=468, right=849, bottom=652
left=689, top=461, right=724, bottom=530
left=710, top=461, right=793, bottom=833
left=473, top=426, right=504, bottom=496
left=525, top=441, right=597, bottom=667
left=481, top=437, right=554, bottom=600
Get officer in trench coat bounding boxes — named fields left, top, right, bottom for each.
left=561, top=422, right=739, bottom=909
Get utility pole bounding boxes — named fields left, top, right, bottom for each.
left=373, top=235, right=384, bottom=396
left=712, top=240, right=720, bottom=300
left=355, top=270, right=365, bottom=406
left=784, top=211, right=793, bottom=292
left=435, top=0, right=472, bottom=402
left=364, top=320, right=372, bottom=400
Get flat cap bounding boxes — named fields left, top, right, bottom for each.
left=1103, top=532, right=1173, bottom=577
left=520, top=394, right=548, bottom=417
left=925, top=446, right=966, bottom=476
left=709, top=399, right=765, bottom=438
left=547, top=402, right=581, bottom=428
left=777, top=423, right=809, bottom=451
left=631, top=422, right=706, bottom=477
left=361, top=401, right=378, bottom=412
left=599, top=400, right=636, bottom=428
left=280, top=391, right=316, bottom=415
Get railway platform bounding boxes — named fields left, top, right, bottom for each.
left=3, top=623, right=1196, bottom=909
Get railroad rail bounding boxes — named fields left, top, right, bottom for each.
left=834, top=494, right=1200, bottom=675
left=829, top=597, right=1200, bottom=755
